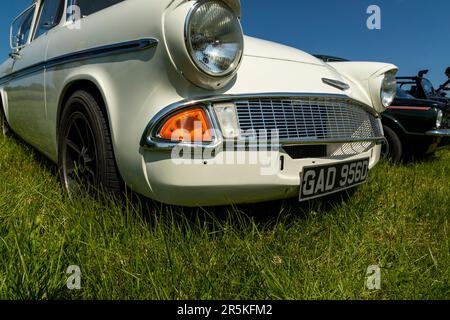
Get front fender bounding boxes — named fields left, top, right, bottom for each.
left=328, top=62, right=398, bottom=113
left=381, top=113, right=409, bottom=135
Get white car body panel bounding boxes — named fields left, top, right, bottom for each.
left=0, top=0, right=397, bottom=206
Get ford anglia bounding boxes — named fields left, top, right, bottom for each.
left=0, top=0, right=398, bottom=206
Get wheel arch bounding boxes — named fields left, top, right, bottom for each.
left=57, top=77, right=112, bottom=135
left=381, top=114, right=408, bottom=140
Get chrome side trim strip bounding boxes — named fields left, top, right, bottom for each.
left=0, top=38, right=158, bottom=86
left=46, top=38, right=158, bottom=69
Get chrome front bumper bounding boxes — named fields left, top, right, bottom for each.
left=426, top=129, right=450, bottom=137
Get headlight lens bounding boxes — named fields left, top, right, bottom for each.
left=381, top=71, right=397, bottom=107
left=186, top=1, right=244, bottom=77
left=436, top=110, right=443, bottom=128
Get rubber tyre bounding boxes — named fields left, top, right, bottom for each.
left=0, top=107, right=12, bottom=138
left=382, top=125, right=403, bottom=163
left=58, top=90, right=121, bottom=196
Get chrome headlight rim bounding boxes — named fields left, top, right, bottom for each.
left=184, top=0, right=244, bottom=78
left=380, top=71, right=397, bottom=108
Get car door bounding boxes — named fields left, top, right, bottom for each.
left=6, top=0, right=64, bottom=156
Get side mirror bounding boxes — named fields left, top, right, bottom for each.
left=9, top=52, right=22, bottom=61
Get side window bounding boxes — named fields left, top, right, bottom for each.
left=10, top=5, right=36, bottom=49
left=75, top=0, right=125, bottom=18
left=34, top=0, right=64, bottom=39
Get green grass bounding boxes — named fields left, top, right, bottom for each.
left=0, top=134, right=449, bottom=300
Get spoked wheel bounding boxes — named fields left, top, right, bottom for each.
left=58, top=90, right=121, bottom=197
left=61, top=112, right=99, bottom=194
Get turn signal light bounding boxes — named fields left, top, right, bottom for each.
left=159, top=108, right=212, bottom=142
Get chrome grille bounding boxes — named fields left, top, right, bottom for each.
left=234, top=98, right=382, bottom=141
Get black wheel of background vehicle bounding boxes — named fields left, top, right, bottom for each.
left=58, top=90, right=122, bottom=197
left=382, top=125, right=403, bottom=163
left=0, top=107, right=12, bottom=138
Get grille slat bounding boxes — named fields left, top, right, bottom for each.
left=233, top=98, right=382, bottom=141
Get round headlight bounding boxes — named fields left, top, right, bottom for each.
left=381, top=71, right=397, bottom=107
left=186, top=1, right=244, bottom=77
left=436, top=110, right=443, bottom=128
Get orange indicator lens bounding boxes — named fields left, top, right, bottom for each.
left=159, top=108, right=212, bottom=142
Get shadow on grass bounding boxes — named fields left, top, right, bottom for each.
left=3, top=133, right=359, bottom=232
left=131, top=187, right=357, bottom=234
left=389, top=150, right=444, bottom=165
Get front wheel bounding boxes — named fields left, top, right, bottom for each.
left=58, top=90, right=122, bottom=197
left=381, top=125, right=403, bottom=163
left=0, top=108, right=12, bottom=138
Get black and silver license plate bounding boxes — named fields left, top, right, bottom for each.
left=299, top=158, right=370, bottom=202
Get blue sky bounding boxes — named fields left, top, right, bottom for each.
left=1, top=0, right=449, bottom=85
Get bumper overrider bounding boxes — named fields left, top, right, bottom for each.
left=139, top=93, right=385, bottom=206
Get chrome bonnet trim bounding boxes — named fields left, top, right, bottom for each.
left=322, top=78, right=351, bottom=91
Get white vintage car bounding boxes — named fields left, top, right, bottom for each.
left=0, top=0, right=397, bottom=206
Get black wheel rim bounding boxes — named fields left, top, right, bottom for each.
left=62, top=110, right=99, bottom=195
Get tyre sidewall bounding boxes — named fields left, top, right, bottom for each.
left=1, top=108, right=11, bottom=137
left=383, top=125, right=403, bottom=162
